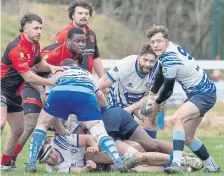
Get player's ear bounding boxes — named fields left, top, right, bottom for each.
left=67, top=38, right=71, bottom=45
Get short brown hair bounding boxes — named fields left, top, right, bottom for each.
left=139, top=42, right=156, bottom=57
left=20, top=13, right=42, bottom=32
left=146, top=24, right=169, bottom=40
left=68, top=0, right=93, bottom=20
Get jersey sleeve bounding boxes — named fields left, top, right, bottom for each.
left=106, top=60, right=126, bottom=83
left=64, top=134, right=79, bottom=147
left=54, top=31, right=67, bottom=43
left=9, top=49, right=30, bottom=73
left=94, top=34, right=100, bottom=59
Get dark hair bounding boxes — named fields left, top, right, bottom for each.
left=20, top=13, right=42, bottom=32
left=146, top=24, right=169, bottom=40
left=68, top=0, right=93, bottom=20
left=67, top=27, right=85, bottom=39
left=60, top=57, right=83, bottom=66
left=139, top=42, right=156, bottom=57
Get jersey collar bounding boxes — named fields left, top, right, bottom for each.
left=70, top=23, right=90, bottom=33
left=21, top=33, right=38, bottom=48
left=135, top=59, right=146, bottom=78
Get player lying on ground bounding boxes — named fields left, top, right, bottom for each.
left=25, top=59, right=137, bottom=173
left=144, top=24, right=221, bottom=173
left=38, top=133, right=203, bottom=173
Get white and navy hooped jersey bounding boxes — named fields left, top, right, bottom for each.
left=107, top=55, right=159, bottom=108
left=46, top=134, right=85, bottom=173
left=52, top=66, right=98, bottom=93
left=159, top=42, right=216, bottom=95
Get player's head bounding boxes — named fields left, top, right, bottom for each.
left=68, top=0, right=93, bottom=28
left=67, top=27, right=86, bottom=54
left=60, top=58, right=83, bottom=66
left=146, top=24, right=169, bottom=57
left=137, top=43, right=157, bottom=74
left=38, top=143, right=61, bottom=166
left=20, top=13, right=42, bottom=42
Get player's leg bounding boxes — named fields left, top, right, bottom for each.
left=26, top=109, right=56, bottom=172
left=0, top=97, right=7, bottom=134
left=1, top=111, right=24, bottom=169
left=128, top=126, right=173, bottom=153
left=165, top=93, right=220, bottom=173
left=13, top=87, right=43, bottom=165
left=26, top=91, right=67, bottom=172
left=184, top=94, right=220, bottom=173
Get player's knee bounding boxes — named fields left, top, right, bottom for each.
left=89, top=120, right=107, bottom=138
left=185, top=136, right=195, bottom=145
left=11, top=126, right=24, bottom=139
left=0, top=121, right=6, bottom=130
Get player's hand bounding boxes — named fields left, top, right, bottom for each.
left=123, top=106, right=133, bottom=114
left=86, top=160, right=97, bottom=170
left=50, top=65, right=64, bottom=74
left=86, top=146, right=99, bottom=155
left=151, top=101, right=161, bottom=114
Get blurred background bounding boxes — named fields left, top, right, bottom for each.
left=1, top=0, right=224, bottom=135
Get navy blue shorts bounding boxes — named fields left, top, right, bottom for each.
left=102, top=107, right=138, bottom=140
left=186, top=92, right=216, bottom=117
left=43, top=91, right=101, bottom=121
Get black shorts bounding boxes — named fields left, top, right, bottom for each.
left=21, top=87, right=43, bottom=115
left=1, top=90, right=23, bottom=113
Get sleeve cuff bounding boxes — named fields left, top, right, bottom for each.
left=106, top=72, right=116, bottom=83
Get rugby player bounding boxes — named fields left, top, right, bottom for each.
left=54, top=0, right=104, bottom=77
left=25, top=59, right=136, bottom=173
left=0, top=13, right=62, bottom=171
left=146, top=24, right=221, bottom=173
left=12, top=27, right=86, bottom=166
left=98, top=43, right=163, bottom=139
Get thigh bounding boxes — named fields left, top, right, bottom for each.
left=21, top=87, right=42, bottom=115
left=43, top=91, right=69, bottom=120
left=74, top=93, right=101, bottom=122
left=1, top=95, right=8, bottom=124
left=36, top=109, right=57, bottom=129
left=172, top=101, right=200, bottom=125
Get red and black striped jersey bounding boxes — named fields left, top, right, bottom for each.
left=53, top=23, right=100, bottom=73
left=1, top=34, right=42, bottom=94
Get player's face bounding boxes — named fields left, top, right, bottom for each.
left=68, top=34, right=86, bottom=54
left=43, top=148, right=61, bottom=166
left=149, top=32, right=169, bottom=57
left=138, top=53, right=156, bottom=74
left=72, top=6, right=90, bottom=27
left=24, top=21, right=42, bottom=42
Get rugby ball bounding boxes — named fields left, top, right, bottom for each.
left=140, top=97, right=154, bottom=116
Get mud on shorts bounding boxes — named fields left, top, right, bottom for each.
left=21, top=87, right=43, bottom=115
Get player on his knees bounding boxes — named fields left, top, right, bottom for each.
left=146, top=24, right=221, bottom=173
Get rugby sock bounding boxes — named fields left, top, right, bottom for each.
left=12, top=144, right=23, bottom=163
left=169, top=153, right=173, bottom=164
left=172, top=130, right=185, bottom=166
left=187, top=138, right=219, bottom=170
left=98, top=134, right=123, bottom=167
left=1, top=154, right=13, bottom=166
left=13, top=144, right=23, bottom=157
left=144, top=128, right=157, bottom=139
left=28, top=128, right=46, bottom=167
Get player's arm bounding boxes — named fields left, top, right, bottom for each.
left=98, top=61, right=123, bottom=90
left=150, top=63, right=164, bottom=95
left=69, top=160, right=96, bottom=173
left=154, top=63, right=177, bottom=104
left=93, top=57, right=104, bottom=78
left=32, top=58, right=63, bottom=74
left=124, top=95, right=149, bottom=114
left=95, top=89, right=108, bottom=108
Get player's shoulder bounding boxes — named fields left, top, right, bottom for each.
left=42, top=42, right=62, bottom=52
left=120, top=55, right=137, bottom=66
left=159, top=42, right=183, bottom=66
left=6, top=36, right=22, bottom=53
